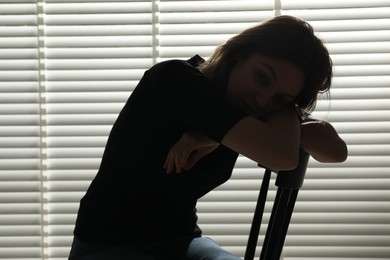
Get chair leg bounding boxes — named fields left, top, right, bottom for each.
left=244, top=169, right=271, bottom=260
left=260, top=188, right=299, bottom=260
left=245, top=151, right=309, bottom=260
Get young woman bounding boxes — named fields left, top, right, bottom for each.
left=69, top=15, right=347, bottom=260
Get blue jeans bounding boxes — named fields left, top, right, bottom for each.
left=68, top=236, right=242, bottom=260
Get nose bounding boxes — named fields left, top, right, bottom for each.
left=254, top=94, right=269, bottom=109
left=253, top=89, right=284, bottom=115
left=254, top=88, right=276, bottom=108
left=252, top=94, right=272, bottom=116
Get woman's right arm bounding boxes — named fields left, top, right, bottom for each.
left=221, top=105, right=301, bottom=172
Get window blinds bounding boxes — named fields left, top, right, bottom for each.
left=0, top=1, right=42, bottom=259
left=280, top=1, right=390, bottom=259
left=42, top=1, right=154, bottom=258
left=160, top=1, right=390, bottom=259
left=0, top=0, right=389, bottom=259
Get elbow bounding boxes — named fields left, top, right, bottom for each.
left=280, top=152, right=300, bottom=171
left=333, top=140, right=348, bottom=162
left=311, top=139, right=348, bottom=163
left=269, top=137, right=301, bottom=172
left=326, top=138, right=348, bottom=163
left=269, top=149, right=300, bottom=172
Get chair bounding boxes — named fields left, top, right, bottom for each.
left=244, top=150, right=310, bottom=260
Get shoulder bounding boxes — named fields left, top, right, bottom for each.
left=131, top=56, right=211, bottom=100
left=131, top=58, right=206, bottom=96
left=142, top=57, right=211, bottom=94
left=150, top=58, right=203, bottom=77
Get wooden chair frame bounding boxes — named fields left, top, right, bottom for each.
left=245, top=150, right=310, bottom=260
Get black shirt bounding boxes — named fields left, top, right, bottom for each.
left=73, top=56, right=247, bottom=245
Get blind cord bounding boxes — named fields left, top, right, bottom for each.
left=275, top=0, right=281, bottom=16
left=36, top=0, right=49, bottom=259
left=152, top=0, right=160, bottom=65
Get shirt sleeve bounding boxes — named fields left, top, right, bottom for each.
left=145, top=60, right=247, bottom=142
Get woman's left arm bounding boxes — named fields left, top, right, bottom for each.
left=300, top=117, right=348, bottom=163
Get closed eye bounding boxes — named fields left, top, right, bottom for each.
left=255, top=71, right=269, bottom=87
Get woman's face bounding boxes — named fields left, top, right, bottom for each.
left=226, top=53, right=304, bottom=117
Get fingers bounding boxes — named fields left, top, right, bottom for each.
left=183, top=145, right=219, bottom=171
left=175, top=150, right=184, bottom=173
left=163, top=132, right=219, bottom=174
left=164, top=145, right=190, bottom=174
left=182, top=151, right=201, bottom=171
left=163, top=150, right=174, bottom=173
left=164, top=144, right=219, bottom=173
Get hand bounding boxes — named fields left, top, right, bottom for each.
left=163, top=132, right=219, bottom=173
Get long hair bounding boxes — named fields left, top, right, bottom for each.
left=199, top=15, right=332, bottom=117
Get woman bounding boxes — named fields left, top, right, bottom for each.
left=69, top=15, right=347, bottom=260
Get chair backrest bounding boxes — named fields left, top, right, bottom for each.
left=245, top=150, right=310, bottom=260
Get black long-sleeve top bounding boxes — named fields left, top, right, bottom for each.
left=73, top=56, right=247, bottom=245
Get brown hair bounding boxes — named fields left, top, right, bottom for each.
left=199, top=15, right=332, bottom=116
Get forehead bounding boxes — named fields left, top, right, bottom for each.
left=248, top=53, right=304, bottom=97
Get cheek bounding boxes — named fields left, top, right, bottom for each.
left=226, top=65, right=258, bottom=106
left=226, top=82, right=240, bottom=107
left=226, top=69, right=242, bottom=100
